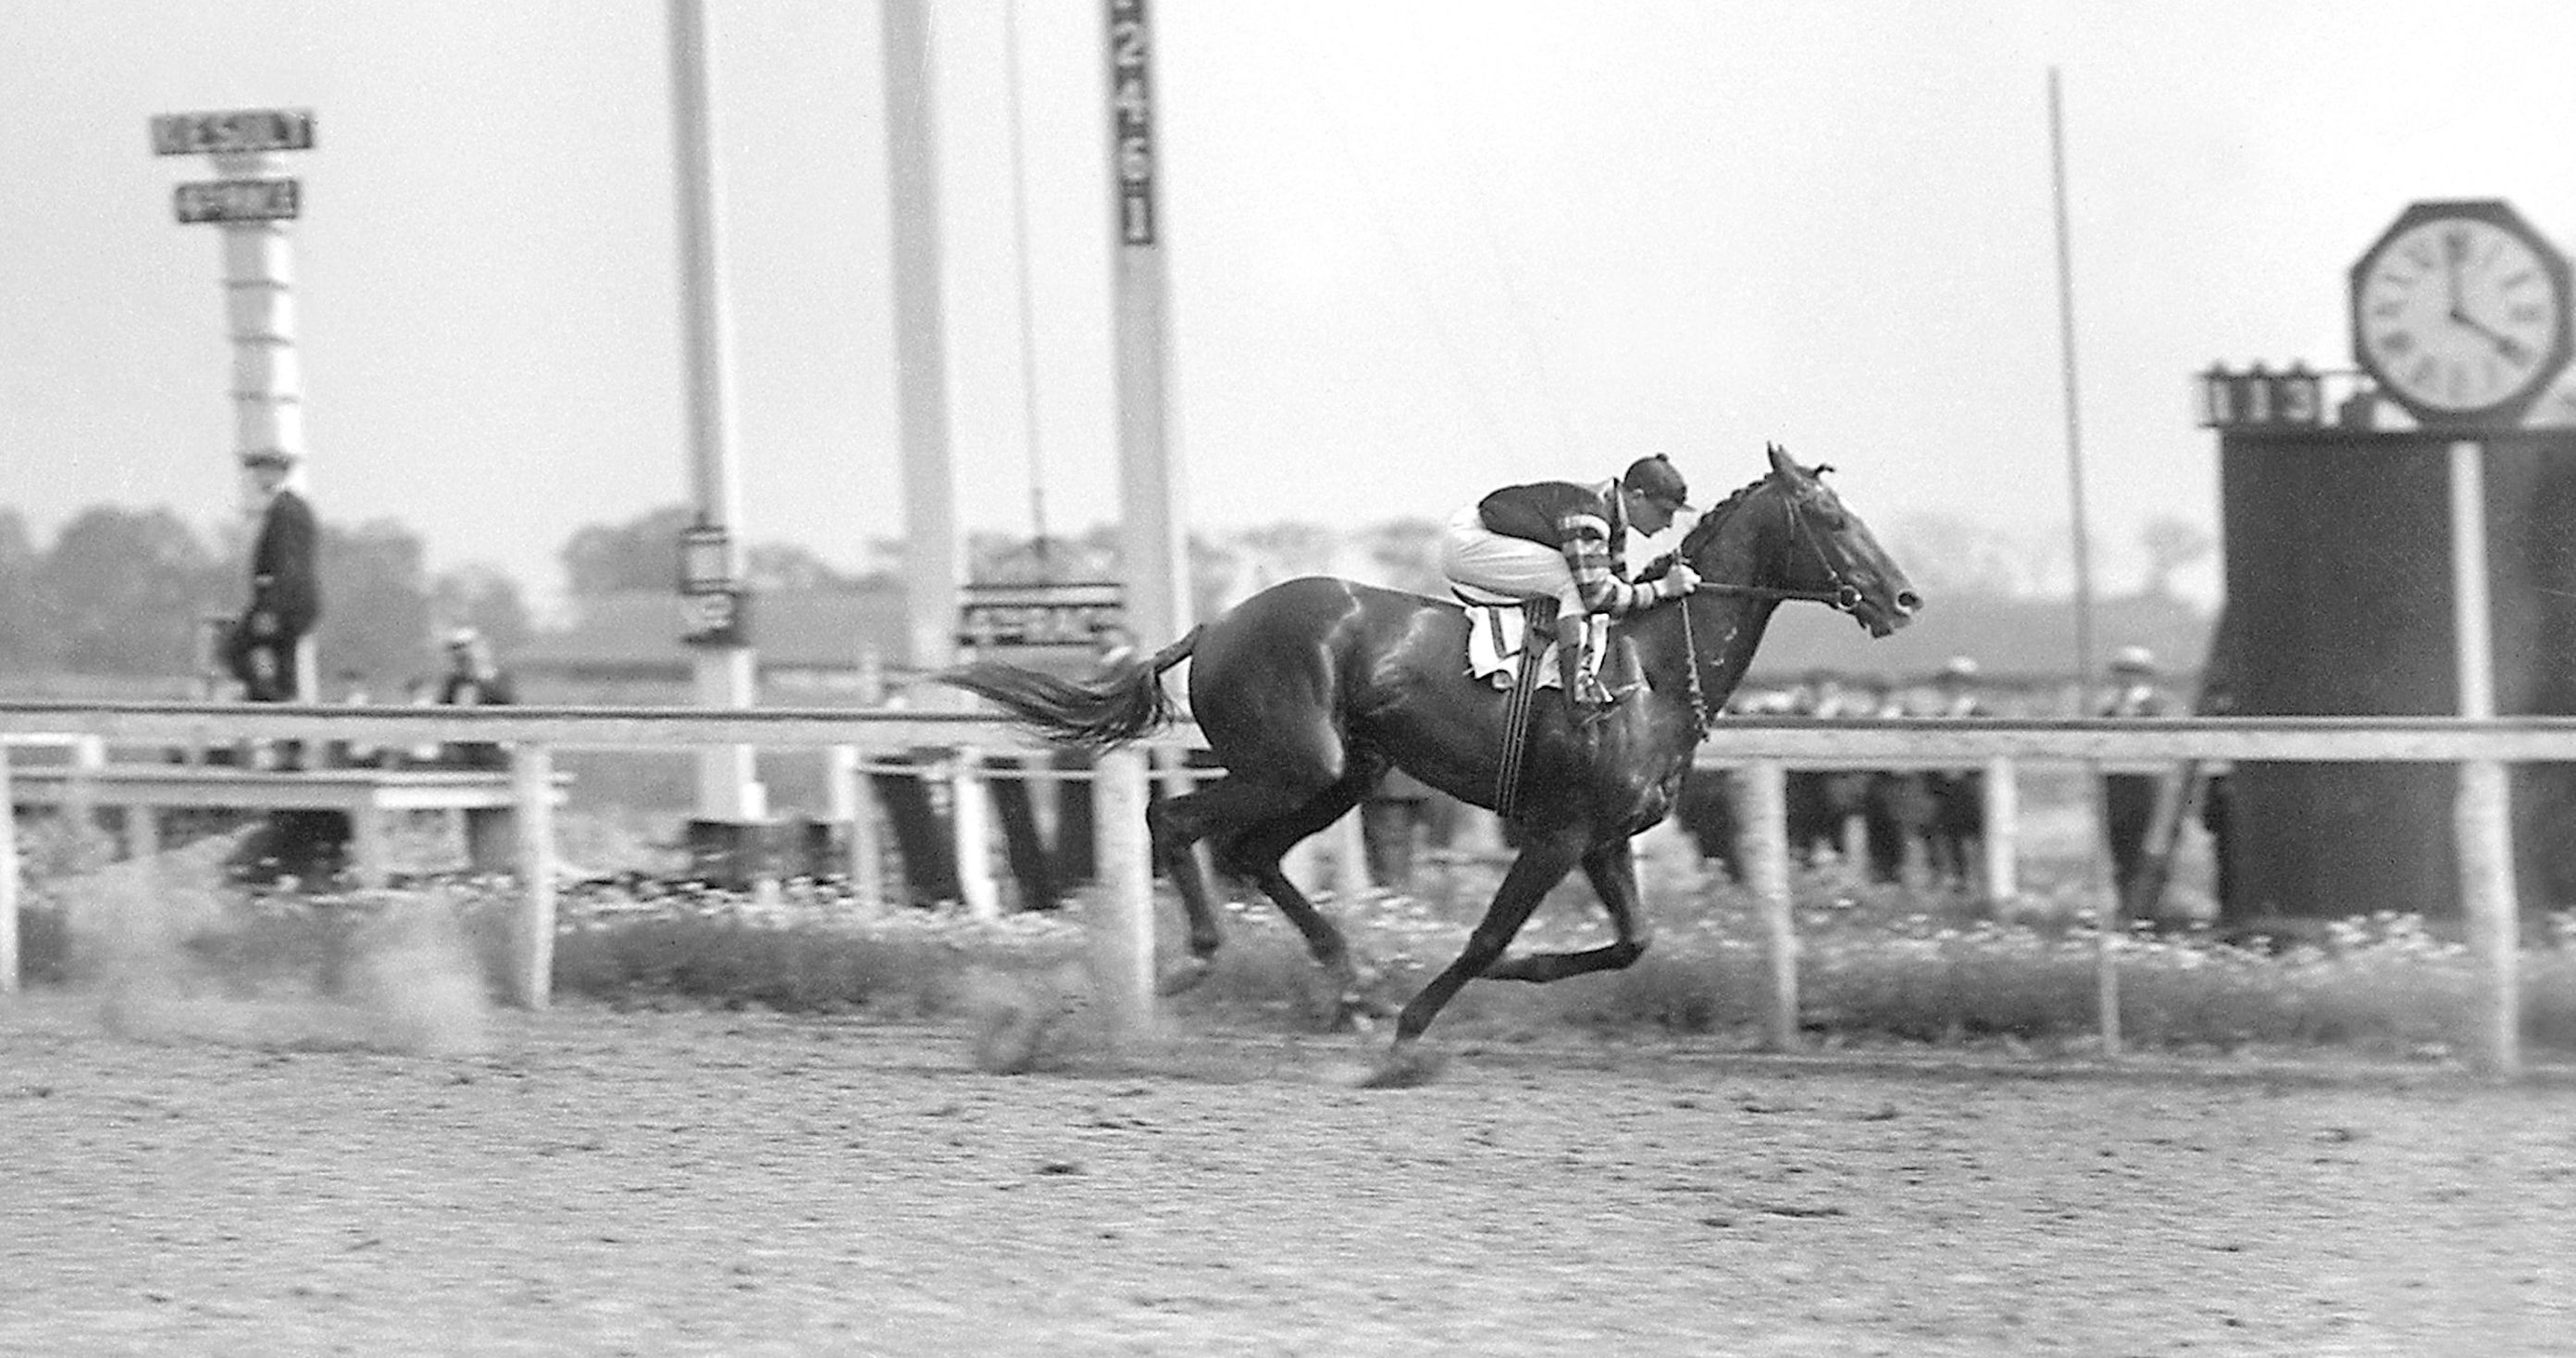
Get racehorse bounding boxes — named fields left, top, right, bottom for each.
left=940, top=444, right=1918, bottom=1081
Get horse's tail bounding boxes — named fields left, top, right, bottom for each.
left=937, top=628, right=1201, bottom=754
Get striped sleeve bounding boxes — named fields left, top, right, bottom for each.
left=1555, top=510, right=1659, bottom=616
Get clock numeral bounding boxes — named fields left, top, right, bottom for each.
left=2443, top=229, right=2473, bottom=265
left=2509, top=302, right=2550, bottom=325
left=2378, top=330, right=2417, bottom=358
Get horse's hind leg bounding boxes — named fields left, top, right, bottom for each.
left=1481, top=835, right=1652, bottom=982
left=1145, top=771, right=1336, bottom=995
left=1211, top=767, right=1387, bottom=1025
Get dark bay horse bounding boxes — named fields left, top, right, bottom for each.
left=941, top=445, right=1918, bottom=1079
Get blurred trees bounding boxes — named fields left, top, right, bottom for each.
left=34, top=505, right=230, bottom=675
left=0, top=505, right=526, bottom=691
left=2140, top=516, right=2215, bottom=598
left=562, top=504, right=894, bottom=595
left=560, top=505, right=699, bottom=596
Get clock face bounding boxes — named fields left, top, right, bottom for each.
left=2354, top=207, right=2570, bottom=417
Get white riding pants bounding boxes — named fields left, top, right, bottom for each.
left=1439, top=505, right=1586, bottom=615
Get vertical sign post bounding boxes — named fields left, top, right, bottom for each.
left=2449, top=440, right=2520, bottom=1076
left=666, top=0, right=765, bottom=828
left=1105, top=0, right=1189, bottom=654
left=152, top=107, right=319, bottom=699
left=1100, top=0, right=1182, bottom=1038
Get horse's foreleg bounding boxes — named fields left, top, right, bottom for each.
left=1382, top=832, right=1584, bottom=1054
left=1481, top=835, right=1652, bottom=982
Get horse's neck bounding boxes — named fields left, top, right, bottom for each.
left=1616, top=500, right=1783, bottom=723
left=1616, top=592, right=1779, bottom=725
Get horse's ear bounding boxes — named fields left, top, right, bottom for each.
left=1765, top=442, right=1805, bottom=483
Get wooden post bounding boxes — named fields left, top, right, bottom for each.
left=0, top=742, right=18, bottom=995
left=1980, top=755, right=2018, bottom=903
left=952, top=750, right=1000, bottom=919
left=1091, top=746, right=1157, bottom=1047
left=828, top=744, right=884, bottom=909
left=2450, top=439, right=2520, bottom=1077
left=1737, top=760, right=1798, bottom=1051
left=510, top=743, right=558, bottom=1010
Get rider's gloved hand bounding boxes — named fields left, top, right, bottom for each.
left=1656, top=562, right=1701, bottom=599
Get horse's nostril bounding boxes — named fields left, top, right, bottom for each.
left=1896, top=591, right=1923, bottom=613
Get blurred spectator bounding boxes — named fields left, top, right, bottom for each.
left=436, top=627, right=517, bottom=770
left=2098, top=644, right=2176, bottom=911
left=224, top=450, right=320, bottom=704
left=1785, top=668, right=1869, bottom=865
left=1848, top=675, right=1926, bottom=885
left=1923, top=655, right=1989, bottom=893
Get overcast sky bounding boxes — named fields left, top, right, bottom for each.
left=7, top=1, right=2576, bottom=617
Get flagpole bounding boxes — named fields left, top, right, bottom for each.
left=2049, top=67, right=2120, bottom=1055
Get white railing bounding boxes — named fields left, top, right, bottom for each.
left=2, top=701, right=2564, bottom=1074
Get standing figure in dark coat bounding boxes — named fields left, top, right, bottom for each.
left=226, top=450, right=321, bottom=703
left=2098, top=644, right=2176, bottom=911
left=1923, top=655, right=1991, bottom=893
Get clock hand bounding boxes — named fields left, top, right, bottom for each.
left=2448, top=304, right=2533, bottom=366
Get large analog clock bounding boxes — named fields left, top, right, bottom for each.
left=2350, top=200, right=2573, bottom=427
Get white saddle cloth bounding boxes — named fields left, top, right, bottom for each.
left=1453, top=588, right=1603, bottom=692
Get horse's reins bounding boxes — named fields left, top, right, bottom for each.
left=1674, top=494, right=1862, bottom=728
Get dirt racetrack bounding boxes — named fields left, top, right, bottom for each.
left=4, top=994, right=2571, bottom=1357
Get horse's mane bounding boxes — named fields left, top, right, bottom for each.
left=1674, top=474, right=1774, bottom=558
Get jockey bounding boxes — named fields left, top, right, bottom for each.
left=1440, top=454, right=1703, bottom=716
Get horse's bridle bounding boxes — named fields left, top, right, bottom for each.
left=1687, top=492, right=1862, bottom=613
left=1674, top=489, right=1865, bottom=727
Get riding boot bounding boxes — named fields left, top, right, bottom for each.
left=1555, top=615, right=1610, bottom=718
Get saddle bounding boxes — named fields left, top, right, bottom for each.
left=1453, top=588, right=1612, bottom=818
left=1453, top=587, right=1606, bottom=693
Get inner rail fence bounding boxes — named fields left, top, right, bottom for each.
left=2, top=701, right=2565, bottom=1075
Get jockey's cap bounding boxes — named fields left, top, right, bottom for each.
left=1623, top=454, right=1690, bottom=509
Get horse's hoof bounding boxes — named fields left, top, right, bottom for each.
left=1354, top=1042, right=1449, bottom=1090
left=1153, top=960, right=1213, bottom=997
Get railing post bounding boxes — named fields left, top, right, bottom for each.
left=1091, top=745, right=1157, bottom=1048
left=0, top=741, right=18, bottom=995
left=951, top=749, right=1001, bottom=919
left=509, top=742, right=558, bottom=1009
left=828, top=744, right=885, bottom=909
left=1737, top=759, right=1798, bottom=1052
left=2457, top=760, right=2520, bottom=1076
left=1981, top=755, right=2018, bottom=903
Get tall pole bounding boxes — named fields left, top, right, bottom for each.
left=1003, top=0, right=1052, bottom=562
left=883, top=0, right=963, bottom=689
left=152, top=110, right=320, bottom=703
left=884, top=0, right=998, bottom=916
left=218, top=153, right=317, bottom=702
left=2049, top=69, right=2120, bottom=1055
left=666, top=0, right=763, bottom=822
left=1106, top=0, right=1189, bottom=650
